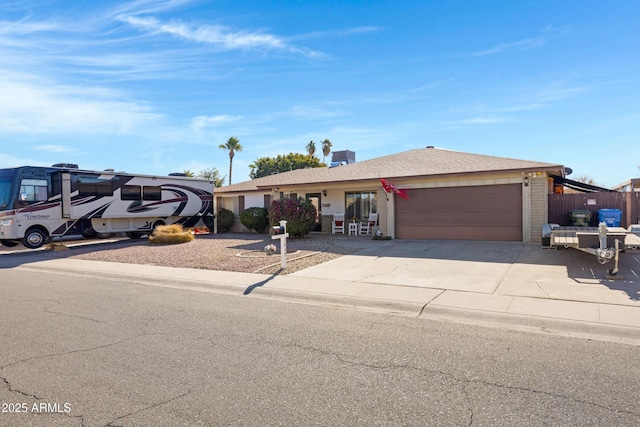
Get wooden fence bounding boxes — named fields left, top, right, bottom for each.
left=548, top=192, right=640, bottom=227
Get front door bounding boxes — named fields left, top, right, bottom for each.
left=306, top=193, right=322, bottom=232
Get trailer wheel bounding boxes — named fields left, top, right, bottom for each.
left=22, top=227, right=48, bottom=249
left=0, top=239, right=19, bottom=248
left=126, top=231, right=143, bottom=239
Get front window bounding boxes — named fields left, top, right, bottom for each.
left=0, top=171, right=14, bottom=211
left=345, top=191, right=377, bottom=221
left=19, top=179, right=48, bottom=203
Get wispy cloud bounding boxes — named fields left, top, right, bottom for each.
left=0, top=153, right=47, bottom=169
left=473, top=38, right=544, bottom=56
left=471, top=25, right=571, bottom=57
left=290, top=26, right=383, bottom=41
left=34, top=144, right=76, bottom=153
left=0, top=72, right=160, bottom=134
left=191, top=114, right=242, bottom=129
left=288, top=105, right=348, bottom=119
left=118, top=15, right=323, bottom=58
left=533, top=84, right=590, bottom=102
left=447, top=116, right=515, bottom=125
left=108, top=0, right=195, bottom=17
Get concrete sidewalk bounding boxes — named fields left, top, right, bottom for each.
left=8, top=239, right=640, bottom=342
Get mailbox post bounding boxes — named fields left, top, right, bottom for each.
left=271, top=220, right=289, bottom=269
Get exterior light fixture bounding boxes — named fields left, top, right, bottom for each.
left=323, top=189, right=327, bottom=196
left=524, top=177, right=529, bottom=187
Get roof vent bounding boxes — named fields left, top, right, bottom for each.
left=104, top=168, right=115, bottom=172
left=52, top=163, right=79, bottom=169
left=169, top=172, right=188, bottom=177
left=426, top=146, right=434, bottom=149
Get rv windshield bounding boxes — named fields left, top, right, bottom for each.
left=0, top=170, right=14, bottom=212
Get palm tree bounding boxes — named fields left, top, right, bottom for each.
left=219, top=136, right=242, bottom=185
left=321, top=139, right=332, bottom=164
left=306, top=140, right=316, bottom=157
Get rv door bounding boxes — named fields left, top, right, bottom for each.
left=61, top=173, right=71, bottom=218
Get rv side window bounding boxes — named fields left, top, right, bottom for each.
left=121, top=185, right=141, bottom=201
left=78, top=176, right=113, bottom=197
left=19, top=179, right=48, bottom=202
left=143, top=186, right=162, bottom=201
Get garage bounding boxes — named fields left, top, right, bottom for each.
left=395, top=184, right=523, bottom=241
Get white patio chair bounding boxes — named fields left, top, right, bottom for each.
left=332, top=213, right=345, bottom=234
left=359, top=212, right=378, bottom=235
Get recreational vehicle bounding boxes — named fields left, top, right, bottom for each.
left=0, top=164, right=214, bottom=249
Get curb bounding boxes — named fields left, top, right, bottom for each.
left=15, top=263, right=426, bottom=317
left=14, top=261, right=640, bottom=345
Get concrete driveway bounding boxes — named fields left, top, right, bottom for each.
left=290, top=239, right=640, bottom=307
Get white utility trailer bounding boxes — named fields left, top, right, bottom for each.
left=543, top=223, right=640, bottom=276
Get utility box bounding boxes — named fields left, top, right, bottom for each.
left=598, top=209, right=622, bottom=227
left=570, top=210, right=591, bottom=227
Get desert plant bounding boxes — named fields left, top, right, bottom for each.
left=217, top=208, right=235, bottom=233
left=239, top=207, right=269, bottom=233
left=268, top=198, right=317, bottom=238
left=149, top=224, right=194, bottom=245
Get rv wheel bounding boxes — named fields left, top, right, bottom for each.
left=126, top=231, right=143, bottom=239
left=0, top=239, right=19, bottom=248
left=82, top=229, right=97, bottom=239
left=22, top=228, right=48, bottom=249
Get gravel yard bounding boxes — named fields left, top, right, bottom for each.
left=16, top=232, right=372, bottom=275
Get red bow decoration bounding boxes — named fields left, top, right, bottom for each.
left=380, top=178, right=409, bottom=200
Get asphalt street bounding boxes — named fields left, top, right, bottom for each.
left=1, top=268, right=639, bottom=426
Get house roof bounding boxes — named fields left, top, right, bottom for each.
left=612, top=178, right=640, bottom=192
left=217, top=147, right=564, bottom=193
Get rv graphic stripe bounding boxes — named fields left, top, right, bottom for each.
left=80, top=202, right=114, bottom=219
left=18, top=202, right=61, bottom=213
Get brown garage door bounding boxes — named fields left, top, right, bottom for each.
left=395, top=184, right=523, bottom=241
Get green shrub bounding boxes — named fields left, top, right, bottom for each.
left=217, top=208, right=235, bottom=233
left=268, top=198, right=317, bottom=238
left=239, top=207, right=269, bottom=233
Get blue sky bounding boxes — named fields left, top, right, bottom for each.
left=1, top=0, right=639, bottom=187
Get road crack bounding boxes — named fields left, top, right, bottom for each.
left=278, top=340, right=640, bottom=420
left=103, top=388, right=193, bottom=427
left=1, top=332, right=163, bottom=370
left=1, top=374, right=42, bottom=400
left=535, top=281, right=551, bottom=298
